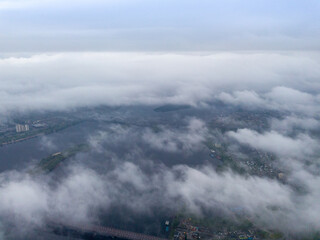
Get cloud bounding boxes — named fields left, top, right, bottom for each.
left=2, top=160, right=320, bottom=236
left=0, top=167, right=109, bottom=226
left=266, top=87, right=320, bottom=115
left=142, top=118, right=208, bottom=153
left=1, top=111, right=320, bottom=237
left=166, top=165, right=294, bottom=227
left=227, top=129, right=318, bottom=158
left=218, top=86, right=320, bottom=116
left=218, top=90, right=265, bottom=109
left=0, top=174, right=49, bottom=225
left=271, top=116, right=320, bottom=133
left=0, top=52, right=320, bottom=116
left=0, top=51, right=319, bottom=238
left=38, top=136, right=57, bottom=151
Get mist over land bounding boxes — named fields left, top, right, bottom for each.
left=1, top=1, right=320, bottom=240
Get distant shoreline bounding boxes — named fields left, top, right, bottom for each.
left=0, top=133, right=43, bottom=147
left=154, top=104, right=191, bottom=113
left=0, top=121, right=82, bottom=147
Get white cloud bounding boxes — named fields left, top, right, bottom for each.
left=227, top=129, right=318, bottom=157
left=0, top=50, right=320, bottom=237
left=0, top=52, right=319, bottom=115
left=218, top=86, right=320, bottom=116
left=2, top=161, right=320, bottom=234
left=0, top=167, right=110, bottom=226
left=218, top=90, right=265, bottom=108
left=142, top=118, right=208, bottom=153
left=271, top=116, right=320, bottom=132
left=0, top=176, right=49, bottom=225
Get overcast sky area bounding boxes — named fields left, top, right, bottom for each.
left=1, top=1, right=320, bottom=240
left=0, top=0, right=320, bottom=52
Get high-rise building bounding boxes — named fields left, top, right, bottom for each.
left=15, top=124, right=30, bottom=133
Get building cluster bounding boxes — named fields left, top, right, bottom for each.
left=15, top=124, right=30, bottom=133
left=208, top=140, right=283, bottom=181
left=32, top=120, right=47, bottom=128
left=173, top=218, right=208, bottom=240
left=172, top=217, right=260, bottom=240
left=240, top=150, right=284, bottom=180
left=211, top=230, right=255, bottom=240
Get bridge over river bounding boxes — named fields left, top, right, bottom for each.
left=51, top=223, right=169, bottom=240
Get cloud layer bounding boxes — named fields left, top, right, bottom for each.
left=0, top=50, right=320, bottom=238
left=0, top=110, right=320, bottom=238
left=1, top=51, right=320, bottom=116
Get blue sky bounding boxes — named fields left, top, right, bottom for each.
left=0, top=0, right=319, bottom=51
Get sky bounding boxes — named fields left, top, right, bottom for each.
left=0, top=0, right=320, bottom=51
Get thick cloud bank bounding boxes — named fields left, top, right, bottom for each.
left=1, top=156, right=320, bottom=235
left=0, top=51, right=320, bottom=115
left=0, top=163, right=298, bottom=233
